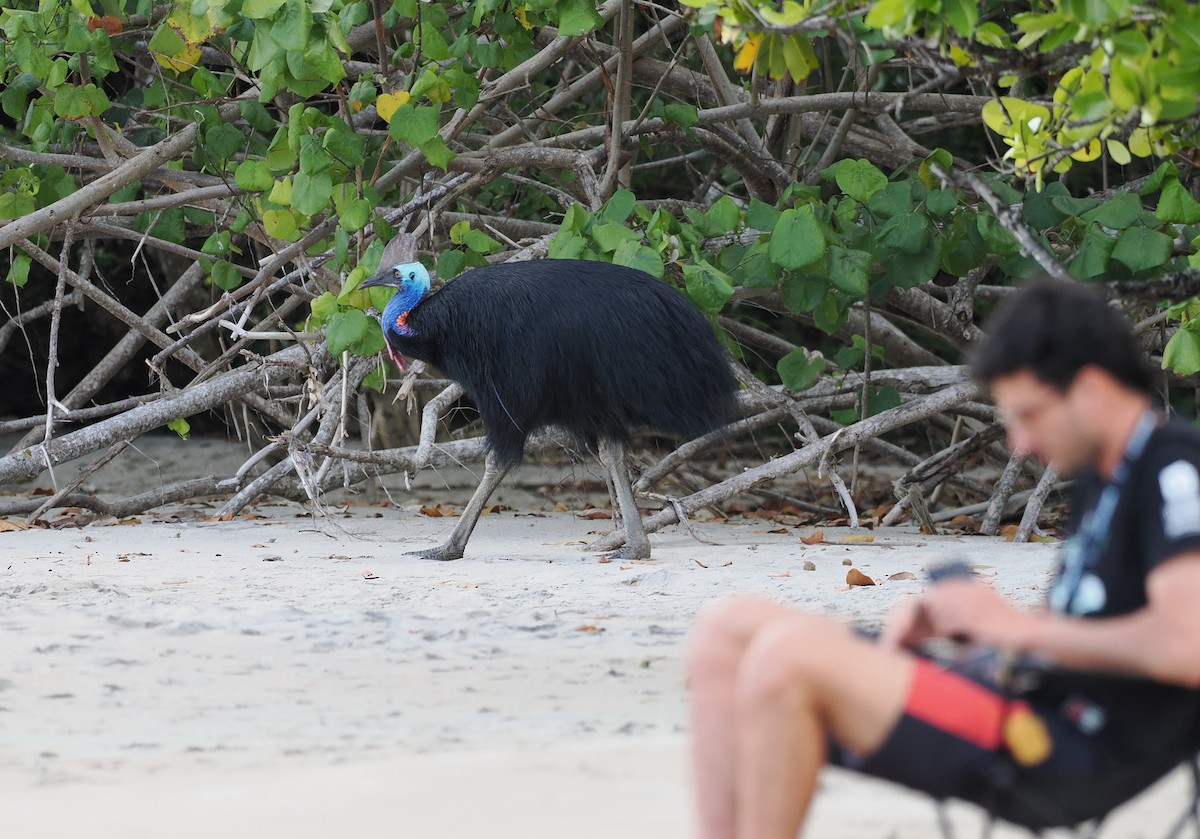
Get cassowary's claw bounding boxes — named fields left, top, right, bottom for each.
left=406, top=544, right=465, bottom=562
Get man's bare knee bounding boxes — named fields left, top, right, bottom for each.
left=735, top=615, right=855, bottom=708
left=687, top=594, right=812, bottom=687
left=688, top=595, right=772, bottom=677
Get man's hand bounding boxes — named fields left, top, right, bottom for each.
left=881, top=579, right=1041, bottom=651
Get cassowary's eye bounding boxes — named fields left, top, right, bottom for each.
left=392, top=268, right=401, bottom=279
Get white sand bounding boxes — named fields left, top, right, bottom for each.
left=0, top=436, right=1192, bottom=837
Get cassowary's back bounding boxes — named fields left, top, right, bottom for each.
left=400, top=260, right=737, bottom=466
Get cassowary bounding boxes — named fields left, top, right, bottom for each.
left=359, top=258, right=737, bottom=561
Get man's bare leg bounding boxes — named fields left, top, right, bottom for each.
left=688, top=596, right=917, bottom=839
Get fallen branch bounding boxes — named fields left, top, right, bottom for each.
left=0, top=345, right=310, bottom=486
left=591, top=380, right=982, bottom=552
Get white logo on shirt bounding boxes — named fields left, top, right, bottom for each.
left=1072, top=573, right=1107, bottom=615
left=1159, top=460, right=1200, bottom=539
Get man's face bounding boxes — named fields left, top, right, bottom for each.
left=990, top=369, right=1097, bottom=474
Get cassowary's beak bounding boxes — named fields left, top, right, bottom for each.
left=358, top=270, right=398, bottom=290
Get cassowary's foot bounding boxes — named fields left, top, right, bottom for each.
left=601, top=540, right=651, bottom=562
left=406, top=543, right=464, bottom=561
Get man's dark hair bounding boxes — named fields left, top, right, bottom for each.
left=969, top=277, right=1155, bottom=396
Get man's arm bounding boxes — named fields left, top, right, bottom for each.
left=884, top=552, right=1200, bottom=688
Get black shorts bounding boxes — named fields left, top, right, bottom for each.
left=829, top=658, right=1174, bottom=828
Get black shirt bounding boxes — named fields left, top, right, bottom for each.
left=1032, top=418, right=1200, bottom=762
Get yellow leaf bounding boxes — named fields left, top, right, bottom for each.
left=168, top=12, right=215, bottom=46
left=948, top=45, right=973, bottom=67
left=514, top=5, right=533, bottom=29
left=376, top=90, right=411, bottom=124
left=155, top=44, right=201, bottom=73
left=840, top=534, right=876, bottom=543
left=1107, top=139, right=1131, bottom=164
left=1128, top=127, right=1153, bottom=157
left=734, top=34, right=762, bottom=74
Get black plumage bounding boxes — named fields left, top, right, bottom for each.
left=360, top=257, right=737, bottom=560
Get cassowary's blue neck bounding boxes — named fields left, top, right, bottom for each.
left=381, top=281, right=428, bottom=338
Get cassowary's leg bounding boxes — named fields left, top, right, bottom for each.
left=408, top=451, right=514, bottom=561
left=602, top=468, right=623, bottom=529
left=597, top=438, right=651, bottom=560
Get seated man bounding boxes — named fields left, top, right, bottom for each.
left=688, top=279, right=1200, bottom=838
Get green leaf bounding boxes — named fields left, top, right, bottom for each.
left=1048, top=194, right=1101, bottom=219
left=777, top=348, right=824, bottom=391
left=834, top=159, right=888, bottom=202
left=557, top=0, right=604, bottom=36
left=243, top=0, right=286, bottom=18
left=2, top=72, right=39, bottom=120
left=682, top=257, right=734, bottom=316
left=612, top=241, right=664, bottom=277
left=866, top=385, right=902, bottom=417
left=1062, top=0, right=1131, bottom=26
left=769, top=206, right=826, bottom=269
left=388, top=104, right=440, bottom=145
left=292, top=171, right=332, bottom=215
left=781, top=272, right=827, bottom=313
left=1156, top=181, right=1200, bottom=225
left=299, top=135, right=333, bottom=174
left=339, top=198, right=371, bottom=232
left=167, top=417, right=191, bottom=440
left=234, top=160, right=274, bottom=191
left=309, top=291, right=339, bottom=326
left=1164, top=323, right=1200, bottom=376
left=976, top=213, right=1022, bottom=257
left=140, top=207, right=187, bottom=243
left=210, top=260, right=243, bottom=290
left=864, top=0, right=911, bottom=29
left=1068, top=223, right=1117, bottom=279
left=354, top=320, right=386, bottom=357
left=202, top=230, right=233, bottom=256
left=147, top=24, right=188, bottom=61
left=463, top=228, right=503, bottom=254
left=865, top=181, right=914, bottom=219
left=323, top=125, right=365, bottom=166
left=812, top=292, right=849, bottom=334
left=1111, top=226, right=1174, bottom=272
left=602, top=189, right=637, bottom=224
left=705, top=195, right=742, bottom=235
left=325, top=308, right=372, bottom=355
left=663, top=103, right=698, bottom=128
left=548, top=233, right=588, bottom=260
left=5, top=252, right=31, bottom=287
left=204, top=123, right=244, bottom=163
left=926, top=189, right=957, bottom=217
left=828, top=246, right=871, bottom=296
left=592, top=222, right=640, bottom=253
left=944, top=0, right=978, bottom=35
left=1079, top=192, right=1143, bottom=230
left=881, top=213, right=930, bottom=254
left=437, top=249, right=467, bottom=279
left=1139, top=162, right=1179, bottom=197
left=269, top=0, right=313, bottom=50
left=419, top=135, right=455, bottom=170
left=746, top=200, right=780, bottom=231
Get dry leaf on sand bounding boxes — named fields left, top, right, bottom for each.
left=846, top=568, right=875, bottom=586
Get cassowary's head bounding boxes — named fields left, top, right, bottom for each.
left=359, top=262, right=432, bottom=369
left=360, top=261, right=431, bottom=337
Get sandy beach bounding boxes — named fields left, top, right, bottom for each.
left=1, top=435, right=1192, bottom=838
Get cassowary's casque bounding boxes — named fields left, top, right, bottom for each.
left=360, top=258, right=737, bottom=561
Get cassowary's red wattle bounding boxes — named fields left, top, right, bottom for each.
left=359, top=257, right=738, bottom=561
